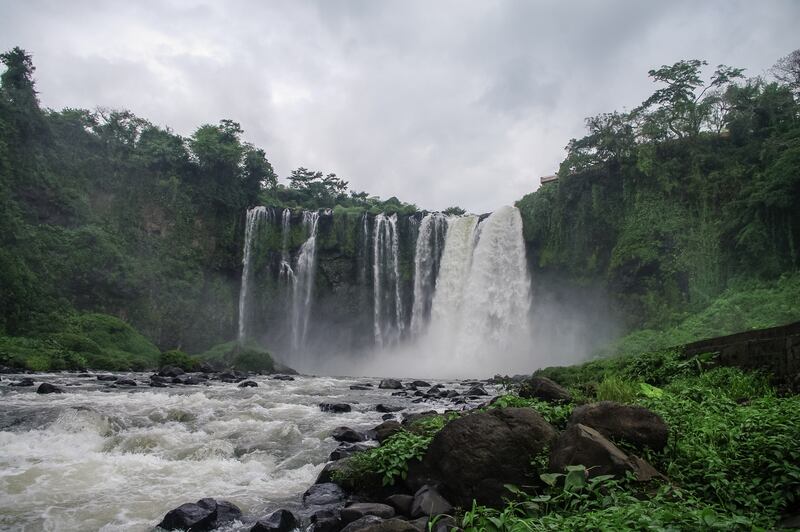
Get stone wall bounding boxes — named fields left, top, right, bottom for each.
left=683, top=321, right=800, bottom=391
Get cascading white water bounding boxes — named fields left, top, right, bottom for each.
left=238, top=206, right=269, bottom=343
left=429, top=214, right=479, bottom=331
left=291, top=211, right=320, bottom=352
left=279, top=208, right=295, bottom=283
left=372, top=213, right=404, bottom=347
left=410, top=213, right=447, bottom=335
left=459, top=206, right=531, bottom=352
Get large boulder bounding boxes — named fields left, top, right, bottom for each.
left=341, top=502, right=396, bottom=524
left=158, top=366, right=185, bottom=378
left=157, top=498, right=241, bottom=531
left=568, top=401, right=668, bottom=451
left=423, top=407, right=557, bottom=507
left=320, top=402, right=352, bottom=413
left=376, top=404, right=404, bottom=413
left=548, top=423, right=662, bottom=481
left=518, top=376, right=571, bottom=403
left=332, top=427, right=364, bottom=443
left=340, top=515, right=383, bottom=532
left=346, top=518, right=419, bottom=531
left=36, top=383, right=63, bottom=394
left=250, top=509, right=298, bottom=532
left=410, top=485, right=453, bottom=518
left=379, top=379, right=403, bottom=390
left=372, top=420, right=402, bottom=443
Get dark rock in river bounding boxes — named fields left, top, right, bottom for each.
left=272, top=375, right=295, bottom=381
left=350, top=385, right=370, bottom=390
left=238, top=380, right=259, bottom=388
left=375, top=404, right=404, bottom=413
left=198, top=362, right=216, bottom=374
left=158, top=498, right=241, bottom=531
left=329, top=442, right=375, bottom=461
left=310, top=509, right=341, bottom=532
left=424, top=407, right=557, bottom=507
left=341, top=502, right=396, bottom=523
left=549, top=423, right=662, bottom=481
left=410, top=485, right=453, bottom=518
left=381, top=414, right=395, bottom=421
left=372, top=420, right=402, bottom=442
left=251, top=509, right=298, bottom=532
left=115, top=378, right=137, bottom=386
left=320, top=402, right=352, bottom=413
left=385, top=494, right=414, bottom=516
left=331, top=426, right=364, bottom=443
left=10, top=377, right=35, bottom=387
left=96, top=374, right=118, bottom=381
left=518, top=376, right=571, bottom=403
left=465, top=385, right=488, bottom=396
left=379, top=379, right=403, bottom=390
left=411, top=380, right=431, bottom=388
left=568, top=401, right=668, bottom=451
left=304, top=482, right=347, bottom=508
left=158, top=366, right=185, bottom=378
left=340, top=515, right=383, bottom=532
left=36, top=383, right=62, bottom=394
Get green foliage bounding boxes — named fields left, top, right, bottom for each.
left=442, top=206, right=466, bottom=216
left=159, top=349, right=198, bottom=371
left=339, top=430, right=431, bottom=487
left=595, top=376, right=638, bottom=403
left=196, top=341, right=274, bottom=372
left=488, top=395, right=573, bottom=430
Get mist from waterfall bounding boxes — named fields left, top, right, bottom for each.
left=236, top=204, right=607, bottom=377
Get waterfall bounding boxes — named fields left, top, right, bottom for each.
left=428, top=206, right=530, bottom=356
left=290, top=211, right=320, bottom=351
left=372, top=213, right=404, bottom=347
left=459, top=206, right=531, bottom=350
left=430, top=214, right=479, bottom=330
left=410, top=213, right=447, bottom=335
left=238, top=206, right=269, bottom=343
left=279, top=208, right=295, bottom=283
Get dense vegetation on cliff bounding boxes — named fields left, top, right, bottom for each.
left=517, top=56, right=800, bottom=334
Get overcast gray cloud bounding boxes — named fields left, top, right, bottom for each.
left=0, top=0, right=797, bottom=212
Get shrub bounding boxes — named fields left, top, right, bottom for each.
left=160, top=349, right=198, bottom=371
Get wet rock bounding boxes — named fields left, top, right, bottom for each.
left=411, top=380, right=431, bottom=388
left=465, top=385, right=488, bottom=396
left=381, top=414, right=395, bottom=421
left=10, top=377, right=35, bottom=387
left=425, top=385, right=443, bottom=395
left=238, top=380, right=259, bottom=388
left=549, top=423, right=662, bottom=481
left=359, top=519, right=420, bottom=532
left=518, top=376, right=571, bottom=403
left=149, top=380, right=167, bottom=388
left=332, top=426, right=364, bottom=443
left=158, top=366, right=185, bottom=378
left=568, top=401, right=668, bottom=451
left=272, top=375, right=295, bottom=381
left=373, top=420, right=402, bottom=442
left=410, top=485, right=453, bottom=518
left=341, top=515, right=383, bottom=531
left=219, top=370, right=247, bottom=383
left=391, top=391, right=408, bottom=397
left=198, top=362, right=216, bottom=373
left=329, top=442, right=375, bottom=461
left=320, top=402, right=352, bottom=413
left=350, top=385, right=370, bottom=390
left=379, top=379, right=403, bottom=390
left=310, top=509, right=341, bottom=532
left=402, top=411, right=437, bottom=425
left=174, top=375, right=201, bottom=385
left=96, top=374, right=118, bottom=381
left=316, top=458, right=353, bottom=483
left=116, top=378, right=137, bottom=386
left=36, top=383, right=63, bottom=394
left=251, top=509, right=298, bottom=532
left=341, top=502, right=396, bottom=523
left=408, top=517, right=429, bottom=531
left=443, top=390, right=459, bottom=399
left=376, top=404, right=404, bottom=413
left=304, top=482, right=347, bottom=508
left=385, top=494, right=414, bottom=516
left=424, top=407, right=557, bottom=507
left=430, top=516, right=457, bottom=532
left=157, top=498, right=241, bottom=531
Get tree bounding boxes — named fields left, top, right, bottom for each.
left=772, top=49, right=800, bottom=96
left=287, top=167, right=349, bottom=207
left=442, top=206, right=466, bottom=216
left=638, top=60, right=744, bottom=139
left=241, top=145, right=276, bottom=205
left=0, top=47, right=45, bottom=138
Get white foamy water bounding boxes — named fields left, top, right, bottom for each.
left=0, top=373, right=487, bottom=531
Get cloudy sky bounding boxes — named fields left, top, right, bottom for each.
left=0, top=1, right=797, bottom=212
